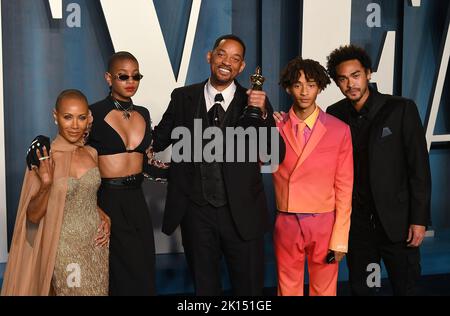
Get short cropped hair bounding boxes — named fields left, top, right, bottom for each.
left=55, top=89, right=88, bottom=110
left=326, top=45, right=373, bottom=82
left=107, top=51, right=139, bottom=72
left=279, top=57, right=331, bottom=91
left=212, top=34, right=246, bottom=58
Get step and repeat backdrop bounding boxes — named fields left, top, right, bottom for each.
left=1, top=0, right=449, bottom=263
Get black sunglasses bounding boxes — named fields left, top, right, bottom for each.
left=113, top=73, right=144, bottom=81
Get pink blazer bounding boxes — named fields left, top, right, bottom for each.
left=272, top=109, right=354, bottom=252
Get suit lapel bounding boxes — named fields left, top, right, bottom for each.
left=186, top=81, right=208, bottom=128
left=368, top=89, right=389, bottom=152
left=295, top=110, right=327, bottom=170
left=223, top=82, right=246, bottom=127
left=281, top=119, right=302, bottom=157
left=184, top=82, right=208, bottom=163
left=368, top=89, right=388, bottom=121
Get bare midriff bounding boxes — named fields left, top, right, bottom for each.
left=98, top=152, right=144, bottom=178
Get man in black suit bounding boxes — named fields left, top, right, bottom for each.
left=325, top=45, right=431, bottom=295
left=151, top=34, right=284, bottom=295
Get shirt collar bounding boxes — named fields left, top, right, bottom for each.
left=289, top=105, right=320, bottom=130
left=205, top=79, right=236, bottom=111
left=349, top=88, right=373, bottom=118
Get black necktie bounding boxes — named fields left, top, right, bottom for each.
left=208, top=93, right=225, bottom=127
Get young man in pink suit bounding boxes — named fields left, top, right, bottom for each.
left=272, top=58, right=353, bottom=296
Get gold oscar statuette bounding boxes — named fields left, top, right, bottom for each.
left=244, top=66, right=265, bottom=119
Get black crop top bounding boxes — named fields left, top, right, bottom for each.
left=89, top=96, right=152, bottom=156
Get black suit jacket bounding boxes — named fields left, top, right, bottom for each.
left=327, top=89, right=432, bottom=243
left=153, top=80, right=285, bottom=241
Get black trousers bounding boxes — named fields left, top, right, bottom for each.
left=98, top=184, right=156, bottom=296
left=180, top=202, right=265, bottom=296
left=346, top=211, right=421, bottom=296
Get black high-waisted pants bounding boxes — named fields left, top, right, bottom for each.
left=98, top=174, right=155, bottom=296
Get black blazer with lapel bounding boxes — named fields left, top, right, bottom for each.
left=327, top=89, right=432, bottom=243
left=153, top=80, right=285, bottom=241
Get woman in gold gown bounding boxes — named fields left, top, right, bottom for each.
left=1, top=89, right=110, bottom=296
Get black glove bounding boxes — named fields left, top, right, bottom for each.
left=26, top=135, right=51, bottom=170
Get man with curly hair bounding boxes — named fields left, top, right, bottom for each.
left=326, top=45, right=431, bottom=296
left=272, top=57, right=353, bottom=296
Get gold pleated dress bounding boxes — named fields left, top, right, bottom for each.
left=51, top=167, right=109, bottom=296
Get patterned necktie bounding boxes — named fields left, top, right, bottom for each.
left=208, top=93, right=225, bottom=127
left=296, top=121, right=307, bottom=153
